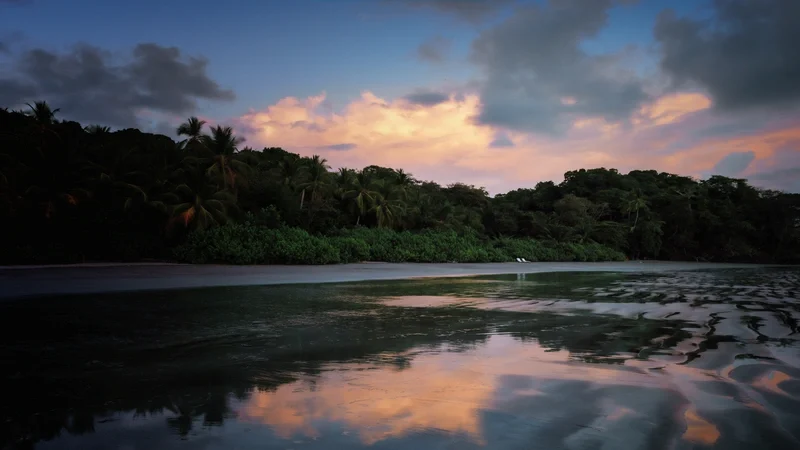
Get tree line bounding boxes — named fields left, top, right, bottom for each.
left=1, top=101, right=798, bottom=264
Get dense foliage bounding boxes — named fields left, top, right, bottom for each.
left=1, top=102, right=798, bottom=265
left=174, top=225, right=625, bottom=264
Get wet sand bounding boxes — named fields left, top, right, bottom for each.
left=0, top=261, right=777, bottom=299
left=1, top=268, right=798, bottom=449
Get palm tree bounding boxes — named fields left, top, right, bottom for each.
left=623, top=190, right=648, bottom=232
left=298, top=154, right=330, bottom=209
left=23, top=181, right=91, bottom=220
left=159, top=168, right=238, bottom=232
left=345, top=170, right=381, bottom=225
left=334, top=167, right=355, bottom=194
left=200, top=125, right=249, bottom=191
left=275, top=156, right=306, bottom=187
left=176, top=116, right=206, bottom=143
left=330, top=168, right=356, bottom=218
left=17, top=134, right=88, bottom=219
left=371, top=183, right=406, bottom=228
left=393, top=169, right=415, bottom=197
left=84, top=125, right=111, bottom=135
left=80, top=146, right=147, bottom=213
left=271, top=156, right=308, bottom=212
left=25, top=101, right=60, bottom=125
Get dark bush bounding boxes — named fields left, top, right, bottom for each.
left=174, top=224, right=625, bottom=265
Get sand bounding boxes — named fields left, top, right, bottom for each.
left=0, top=261, right=778, bottom=300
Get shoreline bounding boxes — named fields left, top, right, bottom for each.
left=0, top=262, right=183, bottom=270
left=0, top=261, right=783, bottom=300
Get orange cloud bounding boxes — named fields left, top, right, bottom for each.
left=233, top=90, right=800, bottom=193
left=633, top=92, right=712, bottom=127
left=662, top=123, right=800, bottom=178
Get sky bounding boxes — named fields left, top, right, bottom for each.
left=1, top=0, right=798, bottom=194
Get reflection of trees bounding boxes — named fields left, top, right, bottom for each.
left=499, top=312, right=692, bottom=363
left=0, top=285, right=497, bottom=448
left=6, top=270, right=784, bottom=448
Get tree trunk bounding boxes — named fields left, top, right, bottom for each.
left=299, top=189, right=305, bottom=209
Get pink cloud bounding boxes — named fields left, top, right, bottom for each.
left=231, top=90, right=800, bottom=194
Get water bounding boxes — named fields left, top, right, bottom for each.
left=1, top=268, right=798, bottom=449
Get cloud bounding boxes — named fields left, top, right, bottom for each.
left=655, top=0, right=800, bottom=112
left=416, top=36, right=451, bottom=63
left=489, top=131, right=514, bottom=148
left=234, top=89, right=800, bottom=194
left=321, top=143, right=358, bottom=151
left=150, top=121, right=180, bottom=138
left=383, top=0, right=515, bottom=23
left=470, top=0, right=651, bottom=134
left=0, top=31, right=23, bottom=55
left=710, top=151, right=755, bottom=176
left=750, top=167, right=800, bottom=193
left=0, top=42, right=235, bottom=128
left=402, top=89, right=450, bottom=106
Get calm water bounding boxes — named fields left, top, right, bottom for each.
left=1, top=268, right=799, bottom=450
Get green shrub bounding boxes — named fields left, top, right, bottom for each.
left=173, top=224, right=625, bottom=265
left=329, top=237, right=370, bottom=263
left=173, top=223, right=339, bottom=265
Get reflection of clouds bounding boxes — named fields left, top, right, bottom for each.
left=753, top=370, right=792, bottom=397
left=239, top=335, right=682, bottom=446
left=682, top=408, right=721, bottom=445
left=242, top=351, right=494, bottom=444
left=236, top=329, right=800, bottom=448
left=235, top=270, right=800, bottom=447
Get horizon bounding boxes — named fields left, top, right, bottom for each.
left=1, top=0, right=798, bottom=194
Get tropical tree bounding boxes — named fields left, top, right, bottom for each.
left=370, top=183, right=406, bottom=229
left=345, top=170, right=381, bottom=225
left=80, top=146, right=147, bottom=213
left=275, top=156, right=306, bottom=188
left=85, top=125, right=111, bottom=135
left=298, top=155, right=330, bottom=208
left=201, top=125, right=244, bottom=155
left=392, top=168, right=416, bottom=199
left=2, top=100, right=800, bottom=265
left=176, top=116, right=206, bottom=144
left=623, top=189, right=648, bottom=232
left=200, top=125, right=249, bottom=191
left=25, top=101, right=60, bottom=125
left=334, top=167, right=355, bottom=193
left=16, top=134, right=88, bottom=220
left=159, top=168, right=238, bottom=232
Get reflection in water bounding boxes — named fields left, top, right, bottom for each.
left=239, top=336, right=672, bottom=446
left=683, top=408, right=720, bottom=445
left=243, top=349, right=493, bottom=445
left=0, top=268, right=798, bottom=449
left=753, top=370, right=792, bottom=396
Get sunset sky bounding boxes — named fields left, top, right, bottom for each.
left=1, top=0, right=798, bottom=194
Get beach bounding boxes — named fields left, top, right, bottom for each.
left=0, top=261, right=777, bottom=299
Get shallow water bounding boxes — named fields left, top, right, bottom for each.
left=0, top=268, right=798, bottom=449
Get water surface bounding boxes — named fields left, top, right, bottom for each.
left=1, top=268, right=799, bottom=449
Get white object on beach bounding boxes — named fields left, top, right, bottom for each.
left=521, top=258, right=529, bottom=263
left=516, top=258, right=523, bottom=262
